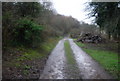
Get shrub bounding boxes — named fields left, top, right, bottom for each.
left=13, top=18, right=43, bottom=47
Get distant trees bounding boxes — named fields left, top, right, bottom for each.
left=3, top=1, right=101, bottom=49
left=2, top=2, right=82, bottom=48
left=36, top=10, right=82, bottom=38
left=70, top=21, right=99, bottom=38
left=46, top=15, right=81, bottom=36
left=79, top=22, right=100, bottom=35
left=88, top=2, right=120, bottom=40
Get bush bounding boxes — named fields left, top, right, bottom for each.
left=13, top=18, right=43, bottom=47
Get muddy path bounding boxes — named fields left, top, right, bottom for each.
left=40, top=39, right=66, bottom=79
left=69, top=39, right=112, bottom=79
left=40, top=38, right=113, bottom=79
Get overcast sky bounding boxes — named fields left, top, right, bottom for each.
left=51, top=0, right=94, bottom=24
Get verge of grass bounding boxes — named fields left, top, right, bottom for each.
left=64, top=40, right=76, bottom=65
left=76, top=42, right=119, bottom=78
left=4, top=37, right=61, bottom=72
left=64, top=40, right=81, bottom=78
left=76, top=41, right=85, bottom=47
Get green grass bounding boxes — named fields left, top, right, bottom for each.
left=76, top=41, right=85, bottom=47
left=84, top=49, right=118, bottom=78
left=14, top=38, right=59, bottom=75
left=64, top=40, right=81, bottom=78
left=76, top=42, right=119, bottom=78
left=16, top=50, right=44, bottom=62
left=64, top=40, right=76, bottom=65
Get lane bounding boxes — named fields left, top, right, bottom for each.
left=40, top=39, right=66, bottom=79
left=69, top=39, right=112, bottom=79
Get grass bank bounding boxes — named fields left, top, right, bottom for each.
left=3, top=37, right=61, bottom=79
left=75, top=41, right=119, bottom=78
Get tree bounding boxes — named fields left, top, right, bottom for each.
left=13, top=18, right=43, bottom=47
left=2, top=2, right=44, bottom=47
left=88, top=2, right=120, bottom=40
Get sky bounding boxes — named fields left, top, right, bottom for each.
left=51, top=0, right=94, bottom=24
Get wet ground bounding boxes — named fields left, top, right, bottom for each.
left=40, top=39, right=66, bottom=79
left=69, top=39, right=112, bottom=79
left=40, top=38, right=113, bottom=79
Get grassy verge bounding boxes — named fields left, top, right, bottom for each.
left=64, top=40, right=76, bottom=65
left=3, top=37, right=60, bottom=78
left=13, top=38, right=60, bottom=66
left=64, top=40, right=80, bottom=78
left=76, top=42, right=119, bottom=78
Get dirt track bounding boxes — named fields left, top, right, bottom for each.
left=40, top=38, right=112, bottom=79
left=40, top=39, right=66, bottom=79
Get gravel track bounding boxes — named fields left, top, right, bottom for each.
left=40, top=38, right=113, bottom=79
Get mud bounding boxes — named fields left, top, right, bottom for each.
left=40, top=39, right=66, bottom=79
left=40, top=38, right=113, bottom=79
